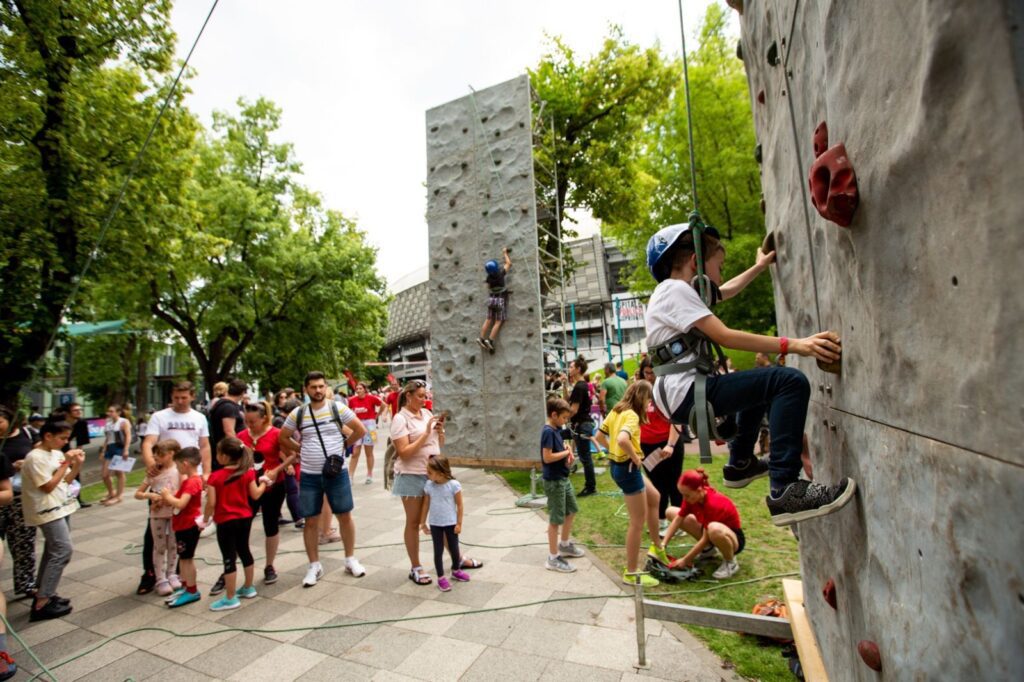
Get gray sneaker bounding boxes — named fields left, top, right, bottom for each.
left=546, top=556, right=577, bottom=573
left=766, top=478, right=857, bottom=526
left=558, top=541, right=585, bottom=558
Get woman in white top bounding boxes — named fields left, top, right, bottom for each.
left=100, top=404, right=132, bottom=506
left=390, top=381, right=443, bottom=585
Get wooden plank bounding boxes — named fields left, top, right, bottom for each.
left=445, top=457, right=539, bottom=470
left=642, top=600, right=792, bottom=639
left=782, top=579, right=829, bottom=682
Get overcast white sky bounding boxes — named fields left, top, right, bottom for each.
left=170, top=0, right=732, bottom=291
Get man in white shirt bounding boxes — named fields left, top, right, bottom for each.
left=279, top=371, right=366, bottom=587
left=136, top=382, right=211, bottom=595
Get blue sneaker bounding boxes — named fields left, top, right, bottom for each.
left=164, top=588, right=184, bottom=605
left=167, top=590, right=201, bottom=608
left=209, top=596, right=241, bottom=612
left=237, top=585, right=257, bottom=599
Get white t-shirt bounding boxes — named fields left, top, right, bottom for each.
left=146, top=408, right=209, bottom=449
left=644, top=278, right=713, bottom=417
left=21, top=448, right=78, bottom=527
left=424, top=479, right=462, bottom=527
left=390, top=408, right=440, bottom=475
left=104, top=417, right=130, bottom=445
left=283, top=402, right=358, bottom=471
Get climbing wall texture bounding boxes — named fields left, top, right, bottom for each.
left=737, top=1, right=1024, bottom=678
left=425, top=75, right=546, bottom=465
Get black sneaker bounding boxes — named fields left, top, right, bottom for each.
left=210, top=574, right=226, bottom=596
left=577, top=487, right=597, bottom=498
left=476, top=338, right=488, bottom=350
left=723, top=457, right=770, bottom=489
left=30, top=597, right=71, bottom=622
left=766, top=478, right=857, bottom=526
left=136, top=571, right=156, bottom=595
left=264, top=566, right=278, bottom=585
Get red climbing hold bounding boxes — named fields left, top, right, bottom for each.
left=822, top=578, right=837, bottom=610
left=809, top=143, right=859, bottom=227
left=813, top=121, right=829, bottom=158
left=857, top=640, right=882, bottom=672
left=757, top=89, right=766, bottom=104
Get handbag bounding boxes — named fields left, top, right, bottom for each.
left=309, top=406, right=345, bottom=479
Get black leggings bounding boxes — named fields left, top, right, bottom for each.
left=641, top=440, right=684, bottom=519
left=258, top=483, right=286, bottom=538
left=430, top=525, right=461, bottom=577
left=215, top=517, right=254, bottom=574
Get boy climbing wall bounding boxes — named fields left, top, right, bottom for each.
left=477, top=247, right=512, bottom=353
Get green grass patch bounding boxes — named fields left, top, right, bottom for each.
left=80, top=469, right=148, bottom=503
left=495, top=454, right=799, bottom=681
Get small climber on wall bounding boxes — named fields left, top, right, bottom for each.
left=477, top=247, right=512, bottom=353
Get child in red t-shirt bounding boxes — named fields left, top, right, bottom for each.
left=663, top=468, right=744, bottom=580
left=159, top=447, right=205, bottom=608
left=203, top=437, right=272, bottom=611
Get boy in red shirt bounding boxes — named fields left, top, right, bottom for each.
left=346, top=383, right=383, bottom=484
left=159, top=447, right=205, bottom=607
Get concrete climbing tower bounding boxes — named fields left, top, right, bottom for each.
left=424, top=75, right=546, bottom=466
left=733, top=0, right=1024, bottom=678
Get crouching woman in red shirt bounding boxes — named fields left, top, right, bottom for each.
left=663, top=468, right=744, bottom=580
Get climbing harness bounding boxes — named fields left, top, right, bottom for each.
left=645, top=555, right=701, bottom=584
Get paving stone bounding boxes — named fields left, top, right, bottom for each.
left=293, top=615, right=378, bottom=657
left=213, top=594, right=290, bottom=629
left=502, top=615, right=581, bottom=659
left=258, top=604, right=337, bottom=643
left=183, top=632, right=277, bottom=679
left=301, top=656, right=381, bottom=681
left=482, top=583, right=553, bottom=616
left=45, top=639, right=136, bottom=681
left=300, top=583, right=382, bottom=616
left=430, top=577, right=502, bottom=608
left=228, top=642, right=326, bottom=681
left=341, top=624, right=429, bottom=670
left=460, top=646, right=552, bottom=682
left=393, top=634, right=487, bottom=680
left=150, top=621, right=242, bottom=662
left=77, top=649, right=174, bottom=681
left=566, top=624, right=646, bottom=672
left=345, top=590, right=422, bottom=623
left=390, top=598, right=467, bottom=635
left=7, top=615, right=77, bottom=649
left=442, top=610, right=525, bottom=647
left=19, top=624, right=106, bottom=673
left=536, top=590, right=608, bottom=626
left=541, top=659, right=624, bottom=682
left=149, top=666, right=217, bottom=681
left=344, top=566, right=411, bottom=592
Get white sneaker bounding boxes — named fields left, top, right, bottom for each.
left=200, top=521, right=217, bottom=538
left=364, top=477, right=373, bottom=485
left=712, top=560, right=740, bottom=579
left=303, top=563, right=323, bottom=588
left=345, top=557, right=366, bottom=578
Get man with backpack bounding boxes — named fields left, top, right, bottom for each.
left=278, top=371, right=367, bottom=587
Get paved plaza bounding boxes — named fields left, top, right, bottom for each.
left=1, top=449, right=739, bottom=681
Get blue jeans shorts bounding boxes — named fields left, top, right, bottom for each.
left=609, top=460, right=646, bottom=496
left=391, top=473, right=428, bottom=498
left=104, top=443, right=124, bottom=460
left=298, top=471, right=354, bottom=518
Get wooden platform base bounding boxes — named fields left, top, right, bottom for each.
left=782, top=579, right=829, bottom=682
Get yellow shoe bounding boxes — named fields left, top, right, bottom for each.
left=648, top=543, right=669, bottom=566
left=622, top=570, right=660, bottom=588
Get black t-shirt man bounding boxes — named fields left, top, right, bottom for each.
left=209, top=399, right=243, bottom=450
left=568, top=380, right=592, bottom=426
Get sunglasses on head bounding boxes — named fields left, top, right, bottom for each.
left=411, top=380, right=427, bottom=388
left=244, top=404, right=266, bottom=415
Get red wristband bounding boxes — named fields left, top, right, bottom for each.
left=779, top=337, right=789, bottom=355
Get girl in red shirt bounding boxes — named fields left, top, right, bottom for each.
left=346, top=383, right=383, bottom=484
left=203, top=437, right=272, bottom=611
left=663, top=468, right=744, bottom=580
left=638, top=357, right=685, bottom=523
left=238, top=400, right=296, bottom=586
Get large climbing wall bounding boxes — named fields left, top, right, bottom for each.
left=735, top=1, right=1024, bottom=678
left=425, top=75, right=546, bottom=466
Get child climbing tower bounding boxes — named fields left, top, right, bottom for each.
left=425, top=75, right=546, bottom=466
left=732, top=0, right=1024, bottom=678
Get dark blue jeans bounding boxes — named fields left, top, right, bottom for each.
left=572, top=421, right=596, bottom=490
left=670, top=366, right=810, bottom=491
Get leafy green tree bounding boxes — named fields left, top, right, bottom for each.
left=141, top=99, right=387, bottom=394
left=0, top=0, right=196, bottom=408
left=530, top=27, right=679, bottom=293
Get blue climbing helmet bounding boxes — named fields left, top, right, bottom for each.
left=646, top=223, right=691, bottom=283
left=646, top=222, right=722, bottom=283
left=484, top=259, right=500, bottom=275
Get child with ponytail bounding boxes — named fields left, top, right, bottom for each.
left=203, top=437, right=272, bottom=611
left=663, top=468, right=744, bottom=579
